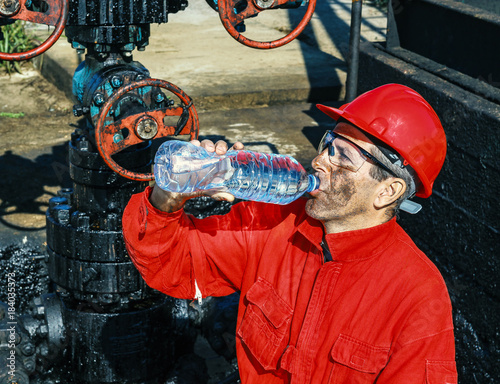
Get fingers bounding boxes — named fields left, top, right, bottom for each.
left=208, top=192, right=235, bottom=202
left=194, top=139, right=245, bottom=154
left=214, top=140, right=229, bottom=155
left=199, top=139, right=215, bottom=152
left=232, top=141, right=245, bottom=150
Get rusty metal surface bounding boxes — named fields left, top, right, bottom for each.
left=0, top=0, right=21, bottom=17
left=95, top=78, right=199, bottom=181
left=217, top=0, right=316, bottom=49
left=0, top=0, right=68, bottom=61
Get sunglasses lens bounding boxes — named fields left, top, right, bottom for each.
left=318, top=131, right=334, bottom=155
left=318, top=131, right=367, bottom=172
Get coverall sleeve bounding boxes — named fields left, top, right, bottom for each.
left=376, top=330, right=457, bottom=383
left=376, top=285, right=457, bottom=383
left=122, top=187, right=257, bottom=300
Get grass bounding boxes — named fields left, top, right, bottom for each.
left=0, top=112, right=25, bottom=118
left=0, top=21, right=37, bottom=74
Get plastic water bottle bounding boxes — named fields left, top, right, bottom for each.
left=154, top=140, right=319, bottom=205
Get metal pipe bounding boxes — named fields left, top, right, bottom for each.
left=345, top=0, right=363, bottom=102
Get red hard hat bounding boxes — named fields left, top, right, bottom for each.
left=317, top=84, right=447, bottom=198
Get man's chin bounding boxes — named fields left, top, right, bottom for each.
left=305, top=198, right=322, bottom=220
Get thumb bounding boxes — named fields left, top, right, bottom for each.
left=207, top=192, right=236, bottom=202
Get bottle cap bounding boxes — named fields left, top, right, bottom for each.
left=306, top=174, right=320, bottom=192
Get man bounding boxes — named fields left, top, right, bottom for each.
left=122, top=84, right=457, bottom=383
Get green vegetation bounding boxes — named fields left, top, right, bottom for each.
left=0, top=111, right=25, bottom=118
left=0, top=21, right=37, bottom=74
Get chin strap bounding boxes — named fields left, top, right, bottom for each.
left=400, top=200, right=422, bottom=214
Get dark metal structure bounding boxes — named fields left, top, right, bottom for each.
left=357, top=1, right=500, bottom=382
left=345, top=0, right=362, bottom=102
left=387, top=0, right=500, bottom=86
left=0, top=0, right=317, bottom=382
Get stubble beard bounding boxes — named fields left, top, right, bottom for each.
left=305, top=170, right=357, bottom=222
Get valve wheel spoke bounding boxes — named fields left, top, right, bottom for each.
left=100, top=107, right=187, bottom=156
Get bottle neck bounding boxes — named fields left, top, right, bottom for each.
left=306, top=174, right=320, bottom=192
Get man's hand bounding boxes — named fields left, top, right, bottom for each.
left=149, top=139, right=244, bottom=212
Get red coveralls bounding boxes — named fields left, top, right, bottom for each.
left=123, top=187, right=457, bottom=384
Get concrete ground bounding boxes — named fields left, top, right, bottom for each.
left=42, top=0, right=387, bottom=107
left=0, top=0, right=387, bottom=247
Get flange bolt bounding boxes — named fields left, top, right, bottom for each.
left=111, top=75, right=123, bottom=88
left=93, top=93, right=105, bottom=106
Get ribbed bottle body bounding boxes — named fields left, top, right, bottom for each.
left=154, top=141, right=319, bottom=205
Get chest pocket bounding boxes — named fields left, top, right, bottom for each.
left=328, top=334, right=390, bottom=384
left=237, top=277, right=293, bottom=371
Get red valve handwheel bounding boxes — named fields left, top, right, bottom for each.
left=0, top=0, right=68, bottom=61
left=218, top=0, right=316, bottom=49
left=95, top=78, right=199, bottom=181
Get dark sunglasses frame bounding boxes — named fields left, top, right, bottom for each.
left=320, top=131, right=399, bottom=177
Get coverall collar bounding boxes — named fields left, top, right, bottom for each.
left=323, top=217, right=398, bottom=262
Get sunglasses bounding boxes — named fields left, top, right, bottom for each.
left=318, top=131, right=398, bottom=177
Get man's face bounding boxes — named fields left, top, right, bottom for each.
left=305, top=122, right=381, bottom=225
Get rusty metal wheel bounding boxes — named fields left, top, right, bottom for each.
left=0, top=0, right=68, bottom=61
left=217, top=0, right=316, bottom=49
left=95, top=78, right=199, bottom=181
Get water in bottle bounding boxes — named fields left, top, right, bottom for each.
left=154, top=140, right=319, bottom=205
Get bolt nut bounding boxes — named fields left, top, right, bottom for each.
left=37, top=324, right=49, bottom=338
left=33, top=297, right=42, bottom=306
left=110, top=75, right=123, bottom=88
left=98, top=293, right=116, bottom=304
left=57, top=188, right=73, bottom=204
left=0, top=0, right=21, bottom=16
left=73, top=105, right=90, bottom=117
left=21, top=343, right=35, bottom=356
left=73, top=105, right=83, bottom=117
left=48, top=196, right=68, bottom=211
left=100, top=212, right=118, bottom=231
left=75, top=212, right=90, bottom=228
left=35, top=305, right=45, bottom=318
left=93, top=93, right=105, bottom=106
left=77, top=138, right=90, bottom=151
left=154, top=92, right=165, bottom=103
left=255, top=0, right=274, bottom=8
left=135, top=118, right=158, bottom=140
left=113, top=133, right=124, bottom=143
left=235, top=22, right=246, bottom=33
left=53, top=205, right=71, bottom=225
left=39, top=344, right=49, bottom=356
left=24, top=359, right=35, bottom=372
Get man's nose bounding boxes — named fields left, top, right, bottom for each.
left=312, top=149, right=329, bottom=169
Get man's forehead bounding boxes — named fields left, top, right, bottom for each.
left=332, top=121, right=373, bottom=146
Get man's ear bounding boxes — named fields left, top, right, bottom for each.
left=374, top=178, right=406, bottom=209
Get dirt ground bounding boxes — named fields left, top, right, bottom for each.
left=0, top=66, right=75, bottom=245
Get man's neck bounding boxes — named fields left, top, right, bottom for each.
left=323, top=211, right=391, bottom=234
